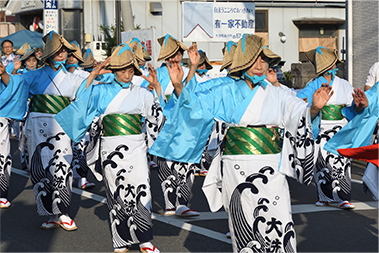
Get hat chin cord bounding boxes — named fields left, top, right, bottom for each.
left=49, top=57, right=67, bottom=72
left=324, top=67, right=338, bottom=79
left=114, top=73, right=131, bottom=88
left=242, top=70, right=267, bottom=84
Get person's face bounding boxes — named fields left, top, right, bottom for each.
left=115, top=65, right=135, bottom=83
left=25, top=56, right=37, bottom=70
left=169, top=50, right=183, bottom=62
left=51, top=47, right=67, bottom=62
left=197, top=63, right=206, bottom=70
left=246, top=53, right=268, bottom=77
left=138, top=60, right=146, bottom=67
left=2, top=41, right=13, bottom=56
left=35, top=51, right=43, bottom=57
left=66, top=54, right=78, bottom=65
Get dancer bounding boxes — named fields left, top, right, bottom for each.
left=150, top=34, right=335, bottom=252
left=55, top=43, right=163, bottom=253
left=297, top=46, right=356, bottom=209
left=0, top=31, right=93, bottom=230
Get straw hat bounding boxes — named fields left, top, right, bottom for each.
left=229, top=34, right=281, bottom=79
left=69, top=41, right=84, bottom=63
left=142, top=44, right=151, bottom=61
left=21, top=48, right=40, bottom=62
left=40, top=31, right=75, bottom=61
left=157, top=34, right=188, bottom=61
left=126, top=38, right=146, bottom=63
left=15, top=42, right=31, bottom=56
left=79, top=49, right=96, bottom=69
left=107, top=43, right=142, bottom=76
left=198, top=50, right=213, bottom=70
left=220, top=41, right=237, bottom=72
left=305, top=47, right=340, bottom=76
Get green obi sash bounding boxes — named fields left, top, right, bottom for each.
left=30, top=94, right=70, bottom=114
left=166, top=94, right=171, bottom=101
left=102, top=114, right=142, bottom=137
left=321, top=104, right=345, bottom=120
left=223, top=127, right=282, bottom=155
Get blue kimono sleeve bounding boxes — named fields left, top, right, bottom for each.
left=149, top=77, right=216, bottom=163
left=0, top=74, right=29, bottom=120
left=5, top=62, right=14, bottom=74
left=324, top=82, right=379, bottom=154
left=296, top=78, right=321, bottom=105
left=55, top=83, right=100, bottom=142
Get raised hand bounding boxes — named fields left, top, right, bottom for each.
left=188, top=44, right=200, bottom=67
left=267, top=68, right=280, bottom=87
left=13, top=56, right=22, bottom=71
left=0, top=62, right=5, bottom=76
left=0, top=62, right=10, bottom=85
left=86, top=57, right=111, bottom=88
left=310, top=83, right=334, bottom=120
left=142, top=63, right=162, bottom=97
left=166, top=59, right=184, bottom=96
left=92, top=57, right=111, bottom=77
left=352, top=88, right=368, bottom=112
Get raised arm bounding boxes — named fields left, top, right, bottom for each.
left=86, top=57, right=111, bottom=88
left=185, top=44, right=200, bottom=85
left=352, top=88, right=369, bottom=113
left=141, top=63, right=163, bottom=98
left=167, top=59, right=184, bottom=97
left=0, top=63, right=10, bottom=85
left=310, top=83, right=334, bottom=120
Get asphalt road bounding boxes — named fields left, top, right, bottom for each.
left=1, top=137, right=378, bottom=252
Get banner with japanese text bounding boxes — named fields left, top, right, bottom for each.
left=43, top=0, right=58, bottom=35
left=183, top=2, right=255, bottom=42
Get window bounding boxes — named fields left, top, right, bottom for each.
left=255, top=10, right=268, bottom=32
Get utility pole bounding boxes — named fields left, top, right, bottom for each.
left=115, top=0, right=121, bottom=45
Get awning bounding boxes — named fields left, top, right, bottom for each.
left=293, top=17, right=345, bottom=26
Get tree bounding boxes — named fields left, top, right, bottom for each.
left=99, top=22, right=124, bottom=57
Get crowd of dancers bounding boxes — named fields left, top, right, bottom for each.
left=0, top=31, right=377, bottom=253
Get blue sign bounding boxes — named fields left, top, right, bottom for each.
left=44, top=0, right=58, bottom=10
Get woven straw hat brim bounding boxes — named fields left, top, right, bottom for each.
left=21, top=49, right=40, bottom=62
left=79, top=60, right=95, bottom=69
left=69, top=42, right=84, bottom=63
left=107, top=45, right=142, bottom=76
left=157, top=35, right=188, bottom=61
left=15, top=42, right=31, bottom=56
left=229, top=34, right=281, bottom=79
left=126, top=39, right=145, bottom=63
left=40, top=33, right=75, bottom=61
left=220, top=44, right=237, bottom=72
left=143, top=47, right=151, bottom=61
left=305, top=48, right=340, bottom=75
left=79, top=49, right=96, bottom=68
left=198, top=52, right=213, bottom=70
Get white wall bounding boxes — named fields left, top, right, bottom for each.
left=266, top=6, right=345, bottom=71
left=86, top=0, right=346, bottom=71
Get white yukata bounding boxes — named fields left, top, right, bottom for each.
left=70, top=67, right=92, bottom=181
left=150, top=78, right=317, bottom=252
left=0, top=74, right=30, bottom=203
left=297, top=76, right=354, bottom=204
left=10, top=65, right=87, bottom=216
left=55, top=80, right=165, bottom=248
left=0, top=117, right=11, bottom=200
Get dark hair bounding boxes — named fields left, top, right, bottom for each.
left=1, top=39, right=14, bottom=48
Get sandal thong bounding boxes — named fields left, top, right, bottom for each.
left=338, top=201, right=355, bottom=209
left=59, top=218, right=77, bottom=231
left=140, top=246, right=160, bottom=253
left=41, top=221, right=59, bottom=229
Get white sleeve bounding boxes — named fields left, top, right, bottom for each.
left=365, top=62, right=379, bottom=88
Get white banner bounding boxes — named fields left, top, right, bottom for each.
left=183, top=2, right=255, bottom=42
left=43, top=0, right=58, bottom=35
left=121, top=27, right=158, bottom=68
